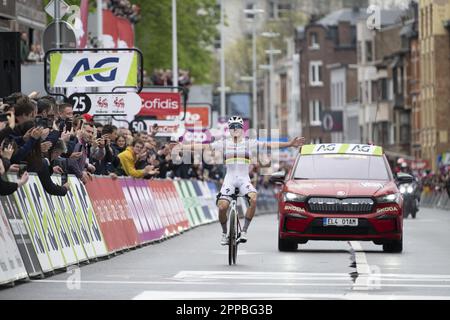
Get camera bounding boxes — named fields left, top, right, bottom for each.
left=0, top=113, right=9, bottom=122
left=0, top=96, right=17, bottom=106
left=2, top=137, right=13, bottom=150
left=61, top=174, right=68, bottom=185
left=35, top=116, right=52, bottom=129
left=18, top=162, right=27, bottom=178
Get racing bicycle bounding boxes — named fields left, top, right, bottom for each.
left=227, top=188, right=245, bottom=265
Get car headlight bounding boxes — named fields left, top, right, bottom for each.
left=283, top=192, right=307, bottom=203
left=407, top=185, right=414, bottom=194
left=376, top=193, right=401, bottom=204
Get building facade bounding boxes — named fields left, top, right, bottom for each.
left=418, top=0, right=450, bottom=172
left=296, top=8, right=367, bottom=144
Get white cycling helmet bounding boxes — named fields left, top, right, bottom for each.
left=228, top=116, right=244, bottom=129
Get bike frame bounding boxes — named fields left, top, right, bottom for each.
left=228, top=195, right=242, bottom=266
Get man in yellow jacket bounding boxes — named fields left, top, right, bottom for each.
left=118, top=138, right=158, bottom=178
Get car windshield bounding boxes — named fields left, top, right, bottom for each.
left=293, top=154, right=390, bottom=180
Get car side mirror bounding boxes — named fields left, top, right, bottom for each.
left=270, top=171, right=286, bottom=185
left=396, top=172, right=414, bottom=185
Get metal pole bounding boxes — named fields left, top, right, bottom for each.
left=252, top=20, right=257, bottom=131
left=55, top=0, right=61, bottom=48
left=97, top=0, right=103, bottom=47
left=269, top=40, right=274, bottom=137
left=220, top=0, right=226, bottom=117
left=172, top=0, right=178, bottom=87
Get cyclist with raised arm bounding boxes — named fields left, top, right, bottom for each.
left=182, top=116, right=305, bottom=245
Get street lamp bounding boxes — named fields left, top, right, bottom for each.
left=261, top=32, right=280, bottom=137
left=220, top=0, right=226, bottom=117
left=243, top=8, right=265, bottom=130
left=172, top=0, right=178, bottom=87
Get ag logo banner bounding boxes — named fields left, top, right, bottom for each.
left=50, top=52, right=138, bottom=88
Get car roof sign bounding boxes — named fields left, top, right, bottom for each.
left=300, top=144, right=383, bottom=156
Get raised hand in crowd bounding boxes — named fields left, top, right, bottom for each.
left=53, top=166, right=64, bottom=175
left=1, top=142, right=14, bottom=160
left=87, top=164, right=96, bottom=174
left=8, top=164, right=19, bottom=173
left=81, top=171, right=93, bottom=184
left=144, top=165, right=159, bottom=176
left=40, top=141, right=53, bottom=153
left=17, top=171, right=29, bottom=188
left=70, top=151, right=83, bottom=159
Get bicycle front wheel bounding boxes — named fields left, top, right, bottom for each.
left=228, top=209, right=237, bottom=265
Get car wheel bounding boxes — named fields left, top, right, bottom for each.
left=383, top=238, right=403, bottom=253
left=278, top=237, right=298, bottom=252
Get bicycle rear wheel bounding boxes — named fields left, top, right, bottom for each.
left=228, top=209, right=237, bottom=265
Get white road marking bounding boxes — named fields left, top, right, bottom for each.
left=132, top=290, right=450, bottom=300
left=211, top=250, right=265, bottom=255
left=348, top=241, right=375, bottom=291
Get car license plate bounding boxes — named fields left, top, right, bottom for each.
left=323, top=218, right=358, bottom=226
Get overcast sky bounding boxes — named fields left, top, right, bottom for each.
left=370, top=0, right=414, bottom=9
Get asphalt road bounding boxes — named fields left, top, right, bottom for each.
left=1, top=207, right=450, bottom=300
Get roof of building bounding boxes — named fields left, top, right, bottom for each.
left=296, top=8, right=405, bottom=33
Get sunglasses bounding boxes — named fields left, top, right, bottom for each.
left=229, top=124, right=243, bottom=130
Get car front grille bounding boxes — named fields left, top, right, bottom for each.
left=307, top=197, right=374, bottom=214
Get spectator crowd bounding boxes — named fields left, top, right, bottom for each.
left=0, top=92, right=225, bottom=198
left=106, top=0, right=141, bottom=24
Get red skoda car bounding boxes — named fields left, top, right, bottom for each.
left=271, top=144, right=413, bottom=253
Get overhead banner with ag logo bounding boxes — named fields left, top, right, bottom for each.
left=49, top=51, right=139, bottom=88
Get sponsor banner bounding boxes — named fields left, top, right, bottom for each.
left=51, top=176, right=88, bottom=263
left=50, top=52, right=138, bottom=88
left=109, top=178, right=140, bottom=247
left=9, top=176, right=53, bottom=273
left=174, top=181, right=200, bottom=227
left=85, top=178, right=122, bottom=252
left=135, top=179, right=166, bottom=239
left=206, top=182, right=220, bottom=221
left=321, top=111, right=343, bottom=132
left=301, top=144, right=383, bottom=156
left=148, top=180, right=177, bottom=236
left=181, top=129, right=212, bottom=144
left=161, top=180, right=190, bottom=232
left=69, top=177, right=108, bottom=257
left=116, top=16, right=134, bottom=48
left=103, top=9, right=134, bottom=48
left=138, top=180, right=166, bottom=236
left=26, top=175, right=67, bottom=269
left=142, top=120, right=183, bottom=137
left=120, top=178, right=164, bottom=243
left=191, top=180, right=213, bottom=222
left=184, top=105, right=211, bottom=129
left=64, top=177, right=96, bottom=259
left=40, top=180, right=78, bottom=266
left=138, top=92, right=182, bottom=117
left=0, top=204, right=28, bottom=285
left=120, top=179, right=146, bottom=242
left=0, top=195, right=42, bottom=277
left=69, top=92, right=141, bottom=116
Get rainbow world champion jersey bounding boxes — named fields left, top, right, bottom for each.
left=211, top=138, right=263, bottom=176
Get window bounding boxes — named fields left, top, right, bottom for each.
left=366, top=41, right=373, bottom=62
left=357, top=41, right=362, bottom=63
left=245, top=3, right=255, bottom=19
left=309, top=61, right=323, bottom=86
left=309, top=100, right=322, bottom=126
left=268, top=1, right=276, bottom=19
left=294, top=154, right=390, bottom=180
left=309, top=32, right=319, bottom=49
left=280, top=74, right=287, bottom=104
left=381, top=78, right=388, bottom=100
left=278, top=3, right=291, bottom=19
